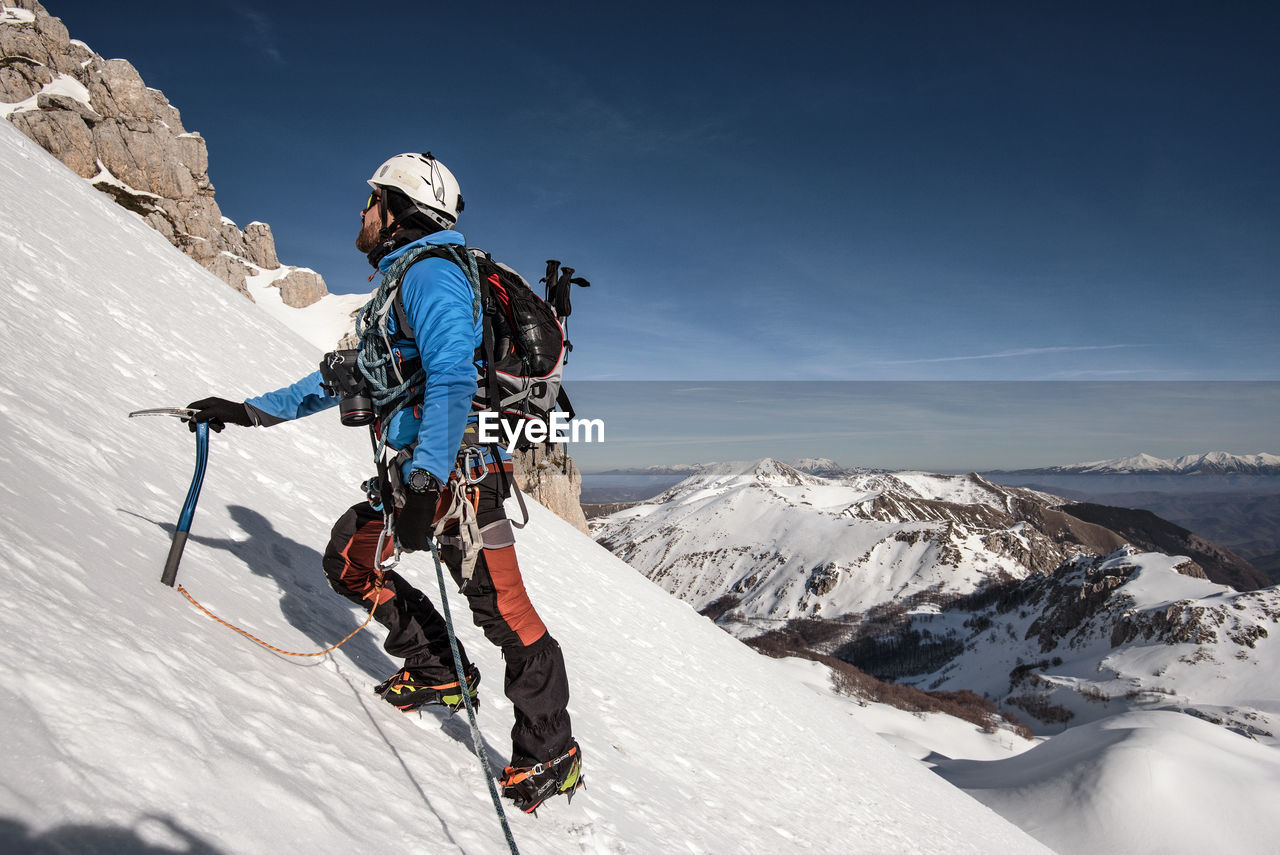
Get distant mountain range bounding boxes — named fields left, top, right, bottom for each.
left=597, top=452, right=1280, bottom=479
left=590, top=458, right=857, bottom=478
left=591, top=459, right=1266, bottom=625
left=994, top=452, right=1280, bottom=476
left=590, top=458, right=1279, bottom=741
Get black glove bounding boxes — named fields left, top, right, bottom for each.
left=396, top=480, right=441, bottom=552
left=186, top=397, right=254, bottom=433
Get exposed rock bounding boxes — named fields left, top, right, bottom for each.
left=1173, top=559, right=1209, bottom=580
left=31, top=3, right=66, bottom=57
left=1, top=14, right=52, bottom=72
left=513, top=443, right=589, bottom=534
left=807, top=563, right=841, bottom=597
left=273, top=269, right=327, bottom=308
left=206, top=254, right=253, bottom=299
left=37, top=90, right=98, bottom=123
left=243, top=221, right=278, bottom=268
left=9, top=108, right=94, bottom=175
left=1, top=0, right=328, bottom=301
left=96, top=58, right=156, bottom=122
left=0, top=55, right=52, bottom=101
left=174, top=133, right=208, bottom=183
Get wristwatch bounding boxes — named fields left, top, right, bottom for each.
left=406, top=469, right=441, bottom=493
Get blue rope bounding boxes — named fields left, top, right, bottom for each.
left=429, top=539, right=521, bottom=855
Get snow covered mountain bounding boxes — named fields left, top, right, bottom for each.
left=876, top=547, right=1280, bottom=745
left=593, top=459, right=1126, bottom=630
left=592, top=459, right=1280, bottom=727
left=1001, top=451, right=1280, bottom=475
left=0, top=110, right=1057, bottom=854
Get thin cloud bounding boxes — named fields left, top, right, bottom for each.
left=878, top=344, right=1141, bottom=365
left=236, top=7, right=284, bottom=65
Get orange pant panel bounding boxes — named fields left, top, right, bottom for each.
left=483, top=545, right=547, bottom=647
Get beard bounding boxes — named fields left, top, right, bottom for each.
left=355, top=218, right=382, bottom=254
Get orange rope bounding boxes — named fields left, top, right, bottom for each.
left=177, top=581, right=382, bottom=658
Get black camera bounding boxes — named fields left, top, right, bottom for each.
left=319, top=350, right=374, bottom=427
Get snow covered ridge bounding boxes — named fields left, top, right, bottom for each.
left=592, top=457, right=854, bottom=476
left=592, top=458, right=1122, bottom=628
left=1, top=0, right=341, bottom=328
left=998, top=451, right=1280, bottom=475
left=892, top=548, right=1280, bottom=745
left=592, top=460, right=1280, bottom=737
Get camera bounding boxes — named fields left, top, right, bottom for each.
left=319, top=350, right=374, bottom=426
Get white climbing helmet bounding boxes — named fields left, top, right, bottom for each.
left=367, top=152, right=464, bottom=230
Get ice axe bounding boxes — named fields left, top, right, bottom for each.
left=128, top=408, right=208, bottom=586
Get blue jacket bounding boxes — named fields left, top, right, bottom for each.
left=246, top=231, right=482, bottom=484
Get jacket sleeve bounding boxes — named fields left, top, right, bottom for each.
left=244, top=369, right=339, bottom=425
left=398, top=256, right=479, bottom=482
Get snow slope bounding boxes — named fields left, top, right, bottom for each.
left=933, top=711, right=1280, bottom=854
left=0, top=120, right=1047, bottom=852
left=243, top=262, right=367, bottom=354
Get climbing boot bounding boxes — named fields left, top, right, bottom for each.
left=499, top=740, right=584, bottom=814
left=374, top=662, right=480, bottom=714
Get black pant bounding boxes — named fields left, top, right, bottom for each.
left=322, top=466, right=573, bottom=764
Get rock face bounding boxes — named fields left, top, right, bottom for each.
left=513, top=442, right=589, bottom=535
left=0, top=0, right=327, bottom=304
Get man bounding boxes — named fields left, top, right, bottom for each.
left=186, top=152, right=581, bottom=814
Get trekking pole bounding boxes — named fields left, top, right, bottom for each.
left=428, top=538, right=521, bottom=855
left=129, top=408, right=209, bottom=586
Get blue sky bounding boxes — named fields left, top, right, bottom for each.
left=47, top=1, right=1279, bottom=467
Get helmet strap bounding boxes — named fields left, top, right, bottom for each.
left=366, top=225, right=435, bottom=269
left=378, top=190, right=396, bottom=239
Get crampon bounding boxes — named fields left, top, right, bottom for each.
left=499, top=740, right=583, bottom=815
left=374, top=662, right=480, bottom=714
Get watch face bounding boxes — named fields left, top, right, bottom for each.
left=409, top=470, right=432, bottom=492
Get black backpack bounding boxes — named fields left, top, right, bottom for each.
left=383, top=245, right=577, bottom=449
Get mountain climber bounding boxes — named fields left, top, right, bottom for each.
left=185, top=152, right=581, bottom=814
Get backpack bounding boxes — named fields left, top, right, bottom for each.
left=351, top=243, right=577, bottom=451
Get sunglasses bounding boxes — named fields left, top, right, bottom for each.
left=363, top=190, right=380, bottom=213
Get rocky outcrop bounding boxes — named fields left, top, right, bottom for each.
left=513, top=442, right=589, bottom=534
left=273, top=268, right=328, bottom=308
left=0, top=0, right=327, bottom=304
left=1058, top=502, right=1268, bottom=590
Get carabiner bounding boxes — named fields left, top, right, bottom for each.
left=460, top=446, right=488, bottom=485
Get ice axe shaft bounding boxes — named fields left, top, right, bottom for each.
left=161, top=420, right=209, bottom=586
left=130, top=409, right=209, bottom=587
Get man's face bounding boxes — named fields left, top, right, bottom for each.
left=355, top=190, right=381, bottom=253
